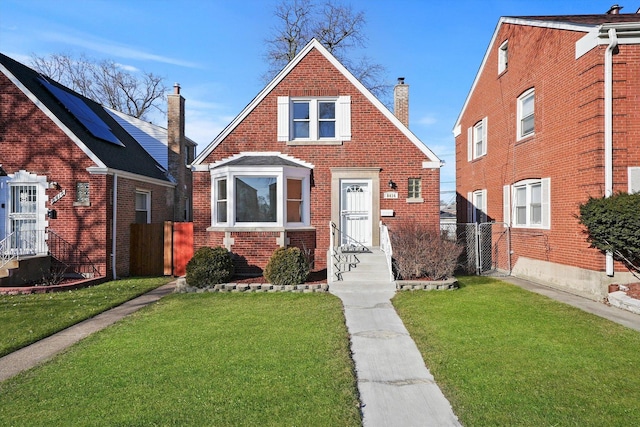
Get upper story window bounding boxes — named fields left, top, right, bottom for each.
left=278, top=96, right=351, bottom=145
left=467, top=117, right=487, bottom=161
left=135, top=190, right=151, bottom=224
left=504, top=178, right=550, bottom=229
left=517, top=89, right=535, bottom=140
left=498, top=40, right=508, bottom=74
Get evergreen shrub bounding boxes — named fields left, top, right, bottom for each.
left=185, top=246, right=235, bottom=287
left=264, top=247, right=310, bottom=286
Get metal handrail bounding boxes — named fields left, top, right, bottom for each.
left=379, top=221, right=394, bottom=282
left=329, top=221, right=370, bottom=282
left=0, top=232, right=16, bottom=270
left=47, top=230, right=101, bottom=278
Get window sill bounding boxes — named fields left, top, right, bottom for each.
left=406, top=197, right=424, bottom=203
left=207, top=225, right=316, bottom=232
left=516, top=133, right=535, bottom=144
left=73, top=201, right=91, bottom=207
left=286, top=140, right=343, bottom=146
left=469, top=154, right=486, bottom=162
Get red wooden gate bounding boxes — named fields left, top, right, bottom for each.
left=131, top=222, right=193, bottom=277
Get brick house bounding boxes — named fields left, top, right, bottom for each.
left=192, top=39, right=442, bottom=278
left=0, top=53, right=195, bottom=282
left=454, top=7, right=640, bottom=300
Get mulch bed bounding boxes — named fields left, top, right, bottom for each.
left=232, top=270, right=327, bottom=285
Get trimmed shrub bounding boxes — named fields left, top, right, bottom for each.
left=390, top=220, right=462, bottom=280
left=264, top=247, right=310, bottom=286
left=579, top=192, right=640, bottom=275
left=185, top=246, right=235, bottom=287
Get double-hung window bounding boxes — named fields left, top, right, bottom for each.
left=278, top=96, right=350, bottom=144
left=135, top=190, right=151, bottom=224
left=504, top=178, right=550, bottom=228
left=517, top=89, right=535, bottom=140
left=467, top=117, right=487, bottom=160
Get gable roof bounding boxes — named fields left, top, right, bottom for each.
left=108, top=108, right=196, bottom=171
left=210, top=152, right=314, bottom=170
left=193, top=38, right=440, bottom=167
left=453, top=13, right=640, bottom=134
left=0, top=52, right=173, bottom=185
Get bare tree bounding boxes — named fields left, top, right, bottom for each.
left=264, top=0, right=391, bottom=102
left=30, top=53, right=167, bottom=120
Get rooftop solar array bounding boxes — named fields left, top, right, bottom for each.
left=38, top=77, right=124, bottom=147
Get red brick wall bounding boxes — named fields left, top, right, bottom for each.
left=1, top=72, right=176, bottom=279
left=456, top=23, right=640, bottom=274
left=193, top=48, right=440, bottom=273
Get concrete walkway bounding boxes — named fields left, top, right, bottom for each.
left=500, top=276, right=640, bottom=332
left=331, top=280, right=461, bottom=427
left=0, top=282, right=175, bottom=382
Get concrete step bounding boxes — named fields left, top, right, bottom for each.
left=336, top=249, right=392, bottom=282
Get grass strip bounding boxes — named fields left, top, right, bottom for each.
left=0, top=292, right=361, bottom=426
left=393, top=276, right=640, bottom=426
left=0, top=277, right=170, bottom=356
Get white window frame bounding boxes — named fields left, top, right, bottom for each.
left=467, top=189, right=487, bottom=223
left=504, top=178, right=550, bottom=229
left=210, top=165, right=311, bottom=228
left=498, top=40, right=508, bottom=74
left=517, top=88, right=535, bottom=140
left=629, top=167, right=640, bottom=193
left=467, top=117, right=487, bottom=161
left=277, top=95, right=351, bottom=144
left=135, top=190, right=151, bottom=224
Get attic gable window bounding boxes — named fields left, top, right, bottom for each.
left=278, top=96, right=351, bottom=145
left=498, top=40, right=508, bottom=74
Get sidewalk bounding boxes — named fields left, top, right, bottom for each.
left=0, top=281, right=176, bottom=382
left=331, top=280, right=461, bottom=427
left=500, top=276, right=640, bottom=333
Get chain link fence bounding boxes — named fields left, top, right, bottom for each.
left=441, top=222, right=511, bottom=276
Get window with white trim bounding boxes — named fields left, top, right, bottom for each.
left=467, top=189, right=487, bottom=223
left=278, top=96, right=351, bottom=143
left=211, top=165, right=310, bottom=228
left=135, top=190, right=151, bottom=224
left=498, top=40, right=508, bottom=74
left=504, top=178, right=550, bottom=229
left=517, top=89, right=535, bottom=140
left=467, top=117, right=487, bottom=160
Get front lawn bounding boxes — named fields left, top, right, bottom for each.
left=394, top=276, right=640, bottom=426
left=0, top=292, right=361, bottom=426
left=0, top=277, right=170, bottom=357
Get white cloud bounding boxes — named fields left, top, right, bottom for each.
left=41, top=31, right=200, bottom=68
left=416, top=114, right=437, bottom=126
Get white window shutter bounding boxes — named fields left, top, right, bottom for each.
left=629, top=167, right=640, bottom=193
left=277, top=96, right=290, bottom=141
left=541, top=177, right=551, bottom=229
left=467, top=127, right=473, bottom=161
left=337, top=95, right=351, bottom=140
left=503, top=184, right=511, bottom=226
left=482, top=116, right=488, bottom=156
left=467, top=191, right=473, bottom=222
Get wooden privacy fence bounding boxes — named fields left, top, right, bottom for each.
left=130, top=222, right=193, bottom=277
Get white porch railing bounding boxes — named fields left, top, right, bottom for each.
left=379, top=221, right=395, bottom=282
left=0, top=229, right=48, bottom=270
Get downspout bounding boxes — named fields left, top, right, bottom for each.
left=604, top=28, right=617, bottom=276
left=111, top=173, right=118, bottom=279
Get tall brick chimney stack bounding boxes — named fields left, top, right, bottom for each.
left=168, top=83, right=187, bottom=221
left=394, top=77, right=409, bottom=127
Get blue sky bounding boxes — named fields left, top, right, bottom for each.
left=0, top=0, right=615, bottom=198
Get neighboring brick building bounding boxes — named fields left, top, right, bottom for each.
left=192, top=39, right=442, bottom=277
left=454, top=8, right=640, bottom=300
left=0, top=53, right=195, bottom=280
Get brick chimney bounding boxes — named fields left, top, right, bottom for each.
left=167, top=83, right=190, bottom=221
left=394, top=77, right=409, bottom=127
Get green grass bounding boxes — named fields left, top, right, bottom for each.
left=0, top=292, right=361, bottom=426
left=0, top=277, right=170, bottom=357
left=393, top=276, right=640, bottom=426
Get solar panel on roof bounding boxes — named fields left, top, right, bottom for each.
left=38, top=77, right=124, bottom=147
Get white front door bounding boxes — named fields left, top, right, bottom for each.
left=340, top=179, right=372, bottom=246
left=4, top=171, right=48, bottom=255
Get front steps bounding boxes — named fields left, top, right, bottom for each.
left=332, top=247, right=392, bottom=283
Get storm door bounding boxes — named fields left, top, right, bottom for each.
left=340, top=180, right=372, bottom=247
